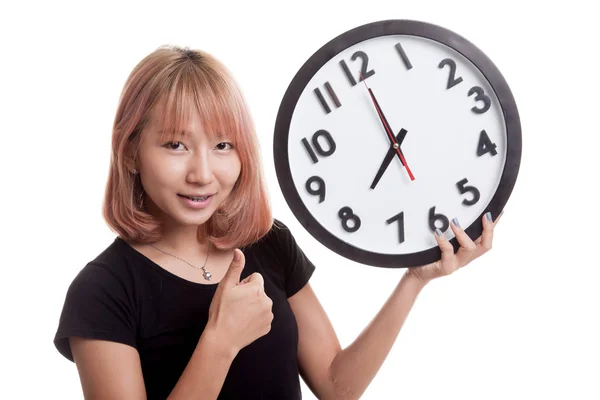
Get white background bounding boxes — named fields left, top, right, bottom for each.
left=1, top=1, right=598, bottom=399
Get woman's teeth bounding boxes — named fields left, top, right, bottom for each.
left=184, top=195, right=208, bottom=202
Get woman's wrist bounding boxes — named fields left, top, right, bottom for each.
left=199, top=324, right=238, bottom=362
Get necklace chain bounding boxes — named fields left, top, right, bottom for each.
left=149, top=242, right=212, bottom=281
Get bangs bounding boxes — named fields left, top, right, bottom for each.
left=153, top=63, right=243, bottom=144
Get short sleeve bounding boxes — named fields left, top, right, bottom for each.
left=53, top=262, right=137, bottom=362
left=273, top=220, right=316, bottom=298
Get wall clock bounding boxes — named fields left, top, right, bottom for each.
left=273, top=19, right=521, bottom=268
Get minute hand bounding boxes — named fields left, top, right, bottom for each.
left=363, top=83, right=415, bottom=181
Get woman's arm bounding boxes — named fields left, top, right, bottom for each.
left=167, top=326, right=236, bottom=399
left=291, top=213, right=501, bottom=399
left=289, top=276, right=425, bottom=400
left=70, top=326, right=235, bottom=400
left=70, top=337, right=147, bottom=400
left=327, top=274, right=426, bottom=398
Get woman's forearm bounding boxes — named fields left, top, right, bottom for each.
left=168, top=326, right=236, bottom=400
left=328, top=273, right=428, bottom=399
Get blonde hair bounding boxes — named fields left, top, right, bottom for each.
left=102, top=45, right=273, bottom=249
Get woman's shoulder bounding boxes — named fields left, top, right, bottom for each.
left=243, top=217, right=313, bottom=267
left=248, top=218, right=315, bottom=297
left=69, top=237, right=141, bottom=291
left=243, top=218, right=294, bottom=251
left=54, top=238, right=140, bottom=362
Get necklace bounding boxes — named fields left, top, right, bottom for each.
left=149, top=242, right=212, bottom=281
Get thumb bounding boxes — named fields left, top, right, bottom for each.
left=221, top=249, right=245, bottom=285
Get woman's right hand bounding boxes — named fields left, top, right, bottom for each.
left=207, top=249, right=273, bottom=355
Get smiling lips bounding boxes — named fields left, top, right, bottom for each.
left=179, top=193, right=213, bottom=198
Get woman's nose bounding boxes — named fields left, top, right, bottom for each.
left=186, top=154, right=214, bottom=184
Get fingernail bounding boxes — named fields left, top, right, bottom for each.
left=485, top=212, right=492, bottom=222
left=452, top=217, right=460, bottom=228
left=435, top=228, right=442, bottom=237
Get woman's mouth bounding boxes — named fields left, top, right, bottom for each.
left=179, top=194, right=210, bottom=202
left=177, top=194, right=214, bottom=209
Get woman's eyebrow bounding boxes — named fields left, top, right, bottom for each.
left=156, top=129, right=224, bottom=139
left=156, top=129, right=190, bottom=136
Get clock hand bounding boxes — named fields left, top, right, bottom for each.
left=371, top=128, right=408, bottom=189
left=361, top=76, right=415, bottom=181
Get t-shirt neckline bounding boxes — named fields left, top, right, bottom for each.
left=114, top=237, right=221, bottom=291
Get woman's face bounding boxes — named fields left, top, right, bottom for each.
left=135, top=104, right=241, bottom=230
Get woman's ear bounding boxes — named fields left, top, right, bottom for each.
left=124, top=157, right=137, bottom=174
left=123, top=143, right=139, bottom=173
left=124, top=128, right=143, bottom=174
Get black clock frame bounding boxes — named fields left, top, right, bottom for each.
left=273, top=19, right=521, bottom=268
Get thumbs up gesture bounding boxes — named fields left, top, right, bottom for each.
left=207, top=249, right=274, bottom=355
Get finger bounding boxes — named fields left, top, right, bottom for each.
left=449, top=218, right=477, bottom=265
left=450, top=217, right=476, bottom=252
left=239, top=272, right=263, bottom=286
left=477, top=211, right=497, bottom=252
left=220, top=249, right=245, bottom=286
left=434, top=228, right=455, bottom=274
left=492, top=209, right=504, bottom=226
left=475, top=210, right=504, bottom=245
left=243, top=273, right=265, bottom=297
left=244, top=272, right=265, bottom=288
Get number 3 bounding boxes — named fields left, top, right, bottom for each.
left=468, top=86, right=491, bottom=114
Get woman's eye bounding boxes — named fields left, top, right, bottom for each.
left=216, top=142, right=234, bottom=150
left=164, top=141, right=186, bottom=150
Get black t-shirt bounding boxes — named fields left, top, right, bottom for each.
left=54, top=219, right=316, bottom=400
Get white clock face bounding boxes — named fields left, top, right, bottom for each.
left=275, top=21, right=520, bottom=267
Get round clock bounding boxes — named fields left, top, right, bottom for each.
left=273, top=19, right=521, bottom=268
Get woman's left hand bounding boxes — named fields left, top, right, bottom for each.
left=404, top=211, right=503, bottom=284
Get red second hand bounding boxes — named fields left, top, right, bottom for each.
left=361, top=78, right=415, bottom=181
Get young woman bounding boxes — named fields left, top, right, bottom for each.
left=54, top=45, right=502, bottom=400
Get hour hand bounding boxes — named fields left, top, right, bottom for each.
left=370, top=128, right=408, bottom=190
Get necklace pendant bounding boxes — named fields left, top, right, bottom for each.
left=203, top=270, right=212, bottom=281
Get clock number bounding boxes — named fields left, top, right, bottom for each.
left=386, top=211, right=405, bottom=244
left=428, top=206, right=449, bottom=233
left=339, top=50, right=375, bottom=87
left=339, top=206, right=361, bottom=233
left=438, top=58, right=463, bottom=89
left=301, top=129, right=336, bottom=163
left=395, top=43, right=412, bottom=70
left=314, top=81, right=341, bottom=114
left=468, top=86, right=491, bottom=114
left=456, top=178, right=481, bottom=206
left=438, top=59, right=492, bottom=114
left=477, top=129, right=498, bottom=156
left=339, top=60, right=357, bottom=86
left=305, top=176, right=326, bottom=203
